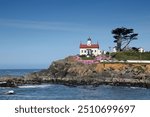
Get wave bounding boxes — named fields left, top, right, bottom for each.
left=130, top=86, right=146, bottom=90
left=18, top=84, right=51, bottom=89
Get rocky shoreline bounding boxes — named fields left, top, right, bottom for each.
left=1, top=56, right=150, bottom=88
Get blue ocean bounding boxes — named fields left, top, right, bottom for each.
left=0, top=69, right=150, bottom=100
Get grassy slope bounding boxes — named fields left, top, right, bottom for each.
left=111, top=51, right=150, bottom=60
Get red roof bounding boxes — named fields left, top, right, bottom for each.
left=80, top=44, right=99, bottom=48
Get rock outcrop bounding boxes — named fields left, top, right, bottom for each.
left=25, top=56, right=150, bottom=88
left=1, top=56, right=150, bottom=88
left=0, top=77, right=18, bottom=87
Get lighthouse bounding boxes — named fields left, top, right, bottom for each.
left=79, top=37, right=101, bottom=56
left=87, top=37, right=92, bottom=46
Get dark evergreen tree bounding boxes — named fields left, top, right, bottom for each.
left=112, top=27, right=138, bottom=51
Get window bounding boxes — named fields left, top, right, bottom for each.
left=84, top=50, right=86, bottom=53
left=95, top=50, right=97, bottom=52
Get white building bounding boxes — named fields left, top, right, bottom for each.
left=138, top=47, right=145, bottom=53
left=112, top=47, right=117, bottom=52
left=79, top=38, right=101, bottom=56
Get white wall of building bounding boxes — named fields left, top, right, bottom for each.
left=80, top=48, right=101, bottom=56
left=113, top=47, right=117, bottom=52
left=138, top=48, right=145, bottom=53
left=80, top=49, right=87, bottom=55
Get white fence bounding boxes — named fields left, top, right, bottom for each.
left=101, top=60, right=150, bottom=63
left=126, top=60, right=150, bottom=63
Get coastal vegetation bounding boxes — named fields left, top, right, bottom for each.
left=111, top=51, right=150, bottom=61
left=112, top=27, right=138, bottom=52
left=78, top=50, right=150, bottom=62
left=79, top=55, right=95, bottom=60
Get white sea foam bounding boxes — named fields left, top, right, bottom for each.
left=18, top=84, right=51, bottom=88
left=130, top=86, right=146, bottom=90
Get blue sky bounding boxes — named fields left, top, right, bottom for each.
left=0, top=0, right=150, bottom=69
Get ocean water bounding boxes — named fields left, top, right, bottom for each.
left=0, top=69, right=40, bottom=77
left=0, top=69, right=150, bottom=100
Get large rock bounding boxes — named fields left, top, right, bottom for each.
left=47, top=58, right=97, bottom=78
left=0, top=79, right=17, bottom=87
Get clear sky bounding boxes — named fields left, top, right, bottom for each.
left=0, top=0, right=150, bottom=69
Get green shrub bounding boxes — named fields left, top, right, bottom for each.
left=111, top=51, right=150, bottom=60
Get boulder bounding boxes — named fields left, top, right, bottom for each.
left=0, top=80, right=16, bottom=87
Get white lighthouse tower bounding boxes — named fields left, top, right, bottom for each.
left=87, top=37, right=92, bottom=46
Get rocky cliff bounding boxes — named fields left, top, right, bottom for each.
left=25, top=56, right=150, bottom=88
left=1, top=56, right=150, bottom=88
